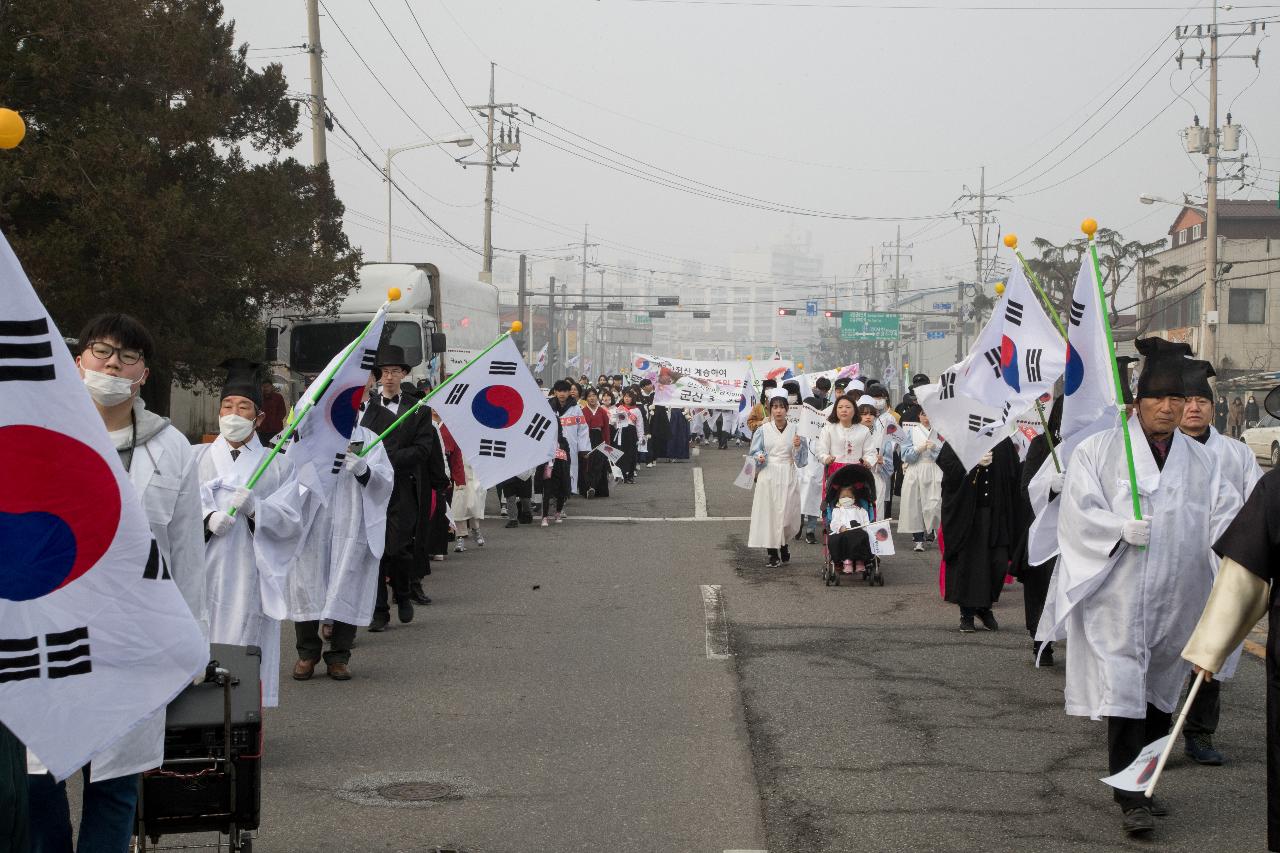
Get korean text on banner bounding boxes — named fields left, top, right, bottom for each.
left=631, top=353, right=750, bottom=410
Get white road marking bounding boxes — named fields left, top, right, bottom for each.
left=693, top=466, right=708, bottom=518
left=724, top=850, right=768, bottom=853
left=700, top=584, right=731, bottom=660
left=567, top=515, right=750, bottom=523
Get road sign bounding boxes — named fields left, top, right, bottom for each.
left=806, top=300, right=817, bottom=317
left=932, top=302, right=953, bottom=311
left=839, top=311, right=900, bottom=341
left=926, top=331, right=947, bottom=340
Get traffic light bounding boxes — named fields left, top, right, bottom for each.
left=648, top=310, right=666, bottom=318
left=657, top=296, right=680, bottom=306
left=606, top=302, right=625, bottom=311
left=693, top=311, right=711, bottom=319
left=777, top=308, right=797, bottom=316
left=823, top=309, right=841, bottom=319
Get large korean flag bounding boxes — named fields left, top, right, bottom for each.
left=0, top=230, right=207, bottom=780
left=434, top=336, right=558, bottom=488
left=286, top=308, right=387, bottom=501
left=1059, top=258, right=1118, bottom=462
left=920, top=267, right=1065, bottom=470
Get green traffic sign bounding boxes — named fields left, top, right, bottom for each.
left=839, top=311, right=900, bottom=341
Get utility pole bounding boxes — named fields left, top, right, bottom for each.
left=465, top=64, right=521, bottom=283
left=579, top=224, right=598, bottom=369
left=596, top=267, right=606, bottom=374
left=882, top=225, right=913, bottom=396
left=1175, top=6, right=1261, bottom=365
left=304, top=0, right=327, bottom=166
left=517, top=254, right=528, bottom=361
left=954, top=165, right=1007, bottom=361
left=547, top=276, right=557, bottom=380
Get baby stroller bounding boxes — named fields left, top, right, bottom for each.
left=820, top=463, right=883, bottom=587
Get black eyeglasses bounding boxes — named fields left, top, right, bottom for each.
left=86, top=341, right=144, bottom=365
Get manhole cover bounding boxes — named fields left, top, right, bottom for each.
left=378, top=782, right=462, bottom=802
left=336, top=770, right=484, bottom=809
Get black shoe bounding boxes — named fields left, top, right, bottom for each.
left=505, top=518, right=519, bottom=528
left=1121, top=806, right=1155, bottom=836
left=587, top=487, right=596, bottom=499
left=409, top=582, right=430, bottom=606
left=959, top=616, right=976, bottom=633
left=766, top=549, right=781, bottom=568
left=1184, top=734, right=1225, bottom=765
left=368, top=614, right=389, bottom=632
left=1149, top=797, right=1171, bottom=817
left=804, top=532, right=817, bottom=545
left=397, top=600, right=414, bottom=624
left=780, top=545, right=791, bottom=564
left=1033, top=641, right=1056, bottom=667
left=977, top=609, right=999, bottom=631
left=519, top=512, right=533, bottom=525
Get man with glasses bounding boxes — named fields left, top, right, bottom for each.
left=27, top=313, right=209, bottom=853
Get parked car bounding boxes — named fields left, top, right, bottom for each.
left=1241, top=413, right=1280, bottom=467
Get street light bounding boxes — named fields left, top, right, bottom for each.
left=385, top=134, right=475, bottom=261
left=1139, top=192, right=1216, bottom=363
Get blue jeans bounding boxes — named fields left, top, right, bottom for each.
left=28, top=768, right=139, bottom=853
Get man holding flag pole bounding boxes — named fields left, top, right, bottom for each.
left=1039, top=220, right=1242, bottom=838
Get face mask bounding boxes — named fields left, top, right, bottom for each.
left=82, top=368, right=139, bottom=407
left=875, top=399, right=886, bottom=411
left=219, top=413, right=256, bottom=443
left=838, top=496, right=855, bottom=507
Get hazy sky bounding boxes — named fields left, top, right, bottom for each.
left=223, top=0, right=1279, bottom=311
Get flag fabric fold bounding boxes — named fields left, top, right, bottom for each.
left=433, top=336, right=559, bottom=488
left=0, top=228, right=207, bottom=780
left=919, top=266, right=1067, bottom=470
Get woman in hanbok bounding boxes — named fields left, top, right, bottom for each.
left=667, top=407, right=692, bottom=461
left=898, top=411, right=942, bottom=552
left=649, top=404, right=670, bottom=464
left=747, top=393, right=809, bottom=567
left=615, top=388, right=642, bottom=484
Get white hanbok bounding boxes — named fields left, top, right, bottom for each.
left=195, top=435, right=308, bottom=707
left=747, top=419, right=808, bottom=548
left=284, top=425, right=393, bottom=627
left=897, top=424, right=942, bottom=534
left=451, top=457, right=487, bottom=523
left=1038, top=418, right=1241, bottom=719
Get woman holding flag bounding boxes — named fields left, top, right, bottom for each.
left=748, top=392, right=809, bottom=568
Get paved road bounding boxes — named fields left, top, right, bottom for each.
left=117, top=444, right=1269, bottom=852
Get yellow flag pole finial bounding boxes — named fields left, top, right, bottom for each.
left=1003, top=233, right=1018, bottom=250
left=387, top=287, right=402, bottom=302
left=509, top=320, right=523, bottom=334
left=1081, top=218, right=1099, bottom=239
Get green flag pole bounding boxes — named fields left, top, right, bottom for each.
left=357, top=324, right=520, bottom=458
left=1033, top=399, right=1061, bottom=473
left=228, top=294, right=397, bottom=517
left=1084, top=219, right=1143, bottom=524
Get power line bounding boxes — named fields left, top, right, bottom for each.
left=401, top=0, right=484, bottom=132
left=613, top=0, right=1280, bottom=9
left=364, top=0, right=472, bottom=136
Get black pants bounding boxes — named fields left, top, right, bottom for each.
left=540, top=458, right=571, bottom=516
left=1107, top=705, right=1172, bottom=808
left=1021, top=559, right=1056, bottom=637
left=373, top=553, right=412, bottom=619
left=828, top=529, right=873, bottom=565
left=295, top=620, right=357, bottom=665
left=1183, top=673, right=1222, bottom=738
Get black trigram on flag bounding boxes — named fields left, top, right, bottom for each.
left=478, top=438, right=507, bottom=458
left=330, top=451, right=346, bottom=474
left=525, top=413, right=552, bottom=441
left=141, top=540, right=172, bottom=581
left=359, top=347, right=377, bottom=371
left=968, top=414, right=996, bottom=433
left=1004, top=299, right=1025, bottom=327
left=488, top=360, right=518, bottom=376
left=0, top=318, right=56, bottom=383
left=0, top=627, right=92, bottom=683
left=983, top=347, right=1002, bottom=379
left=1070, top=300, right=1085, bottom=327
left=938, top=372, right=956, bottom=400
left=1025, top=348, right=1044, bottom=382
left=445, top=383, right=469, bottom=406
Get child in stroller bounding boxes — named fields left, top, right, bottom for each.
left=822, top=463, right=880, bottom=586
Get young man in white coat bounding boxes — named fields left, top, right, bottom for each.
left=28, top=313, right=209, bottom=852
left=1176, top=358, right=1263, bottom=766
left=195, top=359, right=308, bottom=708
left=1041, top=337, right=1241, bottom=837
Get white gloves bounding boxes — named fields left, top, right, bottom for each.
left=977, top=451, right=993, bottom=467
left=1049, top=472, right=1065, bottom=494
left=207, top=510, right=236, bottom=537
left=343, top=453, right=369, bottom=476
left=1121, top=519, right=1151, bottom=547
left=228, top=486, right=254, bottom=516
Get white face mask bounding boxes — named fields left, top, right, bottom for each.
left=219, top=413, right=256, bottom=443
left=837, top=496, right=855, bottom=507
left=82, top=368, right=139, bottom=407
left=875, top=398, right=887, bottom=412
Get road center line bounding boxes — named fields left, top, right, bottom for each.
left=693, top=466, right=708, bottom=518
left=700, top=584, right=731, bottom=660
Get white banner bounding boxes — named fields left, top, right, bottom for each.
left=0, top=228, right=207, bottom=780
left=631, top=353, right=750, bottom=410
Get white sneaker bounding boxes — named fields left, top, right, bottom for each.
left=541, top=517, right=550, bottom=527
left=475, top=533, right=485, bottom=546
left=455, top=539, right=467, bottom=553
left=913, top=542, right=924, bottom=552
left=555, top=512, right=564, bottom=524
left=500, top=506, right=509, bottom=517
